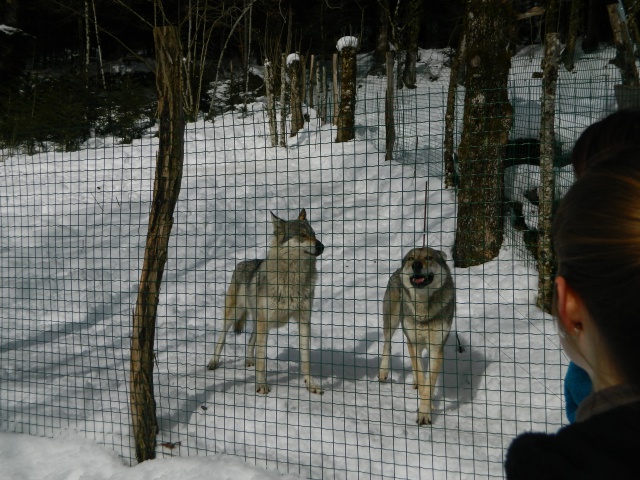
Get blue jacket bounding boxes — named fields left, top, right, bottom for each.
left=564, top=362, right=592, bottom=424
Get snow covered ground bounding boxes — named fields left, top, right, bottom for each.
left=0, top=45, right=622, bottom=479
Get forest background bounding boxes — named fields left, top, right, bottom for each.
left=0, top=0, right=623, bottom=151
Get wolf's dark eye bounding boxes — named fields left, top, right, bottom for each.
left=426, top=256, right=433, bottom=260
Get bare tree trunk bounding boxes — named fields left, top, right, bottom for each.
left=309, top=54, right=315, bottom=109
left=130, top=26, right=184, bottom=463
left=336, top=45, right=357, bottom=143
left=264, top=59, right=278, bottom=147
left=279, top=52, right=287, bottom=147
left=332, top=53, right=339, bottom=122
left=623, top=0, right=640, bottom=51
left=91, top=0, right=106, bottom=89
left=545, top=0, right=561, bottom=36
left=84, top=0, right=90, bottom=86
left=301, top=55, right=307, bottom=109
left=319, top=63, right=327, bottom=125
left=453, top=0, right=515, bottom=268
left=375, top=0, right=390, bottom=63
left=244, top=0, right=253, bottom=94
left=402, top=0, right=422, bottom=88
left=562, top=0, right=582, bottom=71
left=289, top=54, right=304, bottom=136
left=608, top=3, right=640, bottom=86
left=207, top=0, right=257, bottom=117
left=583, top=0, right=599, bottom=52
left=444, top=34, right=466, bottom=188
left=385, top=51, right=396, bottom=160
left=537, top=32, right=561, bottom=314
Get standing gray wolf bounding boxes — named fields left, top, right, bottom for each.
left=378, top=247, right=455, bottom=425
left=207, top=209, right=325, bottom=395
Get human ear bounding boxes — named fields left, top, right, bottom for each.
left=555, top=276, right=584, bottom=336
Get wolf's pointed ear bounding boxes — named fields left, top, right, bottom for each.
left=270, top=211, right=285, bottom=236
left=298, top=209, right=307, bottom=221
left=438, top=250, right=448, bottom=260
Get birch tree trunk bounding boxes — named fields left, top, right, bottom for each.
left=537, top=32, right=561, bottom=313
left=130, top=26, right=184, bottom=463
left=453, top=0, right=515, bottom=268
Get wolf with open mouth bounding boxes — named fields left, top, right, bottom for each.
left=378, top=246, right=455, bottom=425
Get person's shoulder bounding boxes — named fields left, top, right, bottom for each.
left=505, top=405, right=640, bottom=479
left=505, top=430, right=569, bottom=480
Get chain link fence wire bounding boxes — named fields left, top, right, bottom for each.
left=0, top=45, right=621, bottom=478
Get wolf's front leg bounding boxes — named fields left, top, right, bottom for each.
left=298, top=316, right=323, bottom=395
left=409, top=341, right=433, bottom=426
left=378, top=307, right=401, bottom=381
left=246, top=328, right=256, bottom=368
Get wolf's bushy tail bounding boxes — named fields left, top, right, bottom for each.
left=224, top=277, right=247, bottom=334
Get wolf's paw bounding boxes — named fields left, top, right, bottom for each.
left=245, top=358, right=255, bottom=368
left=305, top=380, right=324, bottom=395
left=207, top=359, right=219, bottom=370
left=256, top=384, right=271, bottom=395
left=417, top=410, right=432, bottom=426
left=378, top=371, right=389, bottom=382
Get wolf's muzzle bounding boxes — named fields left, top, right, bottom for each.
left=410, top=261, right=434, bottom=288
left=309, top=240, right=324, bottom=256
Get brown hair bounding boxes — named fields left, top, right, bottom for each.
left=571, top=109, right=640, bottom=177
left=553, top=146, right=640, bottom=388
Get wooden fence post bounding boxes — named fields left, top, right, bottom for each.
left=130, top=25, right=185, bottom=463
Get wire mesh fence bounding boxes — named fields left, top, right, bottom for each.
left=0, top=45, right=622, bottom=478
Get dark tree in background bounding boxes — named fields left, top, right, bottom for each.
left=453, top=0, right=515, bottom=268
left=288, top=53, right=305, bottom=137
left=336, top=39, right=358, bottom=143
left=401, top=0, right=423, bottom=88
